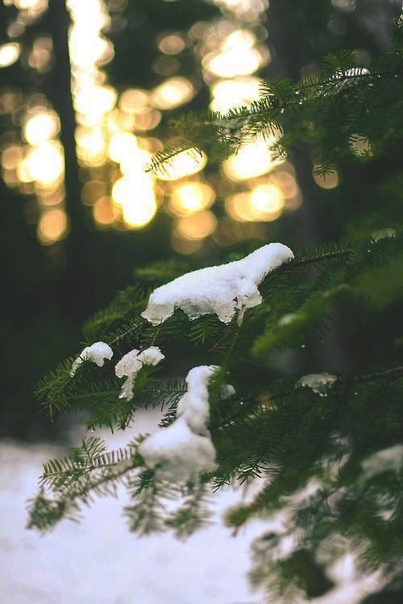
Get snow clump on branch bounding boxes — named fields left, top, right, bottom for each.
left=115, top=346, right=165, bottom=400
left=138, top=365, right=220, bottom=482
left=296, top=373, right=337, bottom=396
left=70, top=341, right=113, bottom=377
left=141, top=243, right=294, bottom=326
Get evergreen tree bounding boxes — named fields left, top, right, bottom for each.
left=28, top=8, right=403, bottom=603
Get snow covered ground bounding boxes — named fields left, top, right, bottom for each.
left=0, top=411, right=264, bottom=604
left=0, top=409, right=384, bottom=604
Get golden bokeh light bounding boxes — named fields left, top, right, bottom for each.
left=81, top=180, right=107, bottom=206
left=120, top=185, right=157, bottom=229
left=109, top=132, right=138, bottom=163
left=175, top=211, right=217, bottom=240
left=93, top=195, right=120, bottom=227
left=74, top=85, right=117, bottom=125
left=158, top=34, right=186, bottom=55
left=225, top=185, right=284, bottom=222
left=0, top=43, right=21, bottom=68
left=37, top=208, right=69, bottom=245
left=25, top=141, right=64, bottom=186
left=67, top=0, right=113, bottom=69
left=168, top=181, right=216, bottom=216
left=151, top=77, right=195, bottom=110
left=154, top=148, right=207, bottom=181
left=203, top=47, right=263, bottom=78
left=76, top=126, right=108, bottom=166
left=210, top=76, right=261, bottom=112
left=111, top=148, right=158, bottom=229
left=313, top=167, right=340, bottom=189
left=118, top=89, right=150, bottom=114
left=250, top=183, right=285, bottom=217
left=270, top=170, right=298, bottom=200
left=8, top=0, right=47, bottom=9
left=1, top=144, right=23, bottom=170
left=132, top=108, right=161, bottom=131
left=222, top=139, right=280, bottom=181
left=23, top=108, right=60, bottom=146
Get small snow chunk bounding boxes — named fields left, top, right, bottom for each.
left=70, top=341, right=113, bottom=376
left=176, top=365, right=217, bottom=434
left=138, top=417, right=216, bottom=482
left=138, top=364, right=219, bottom=481
left=221, top=383, right=236, bottom=399
left=372, top=228, right=397, bottom=242
left=362, top=444, right=403, bottom=478
left=141, top=243, right=294, bottom=326
left=297, top=373, right=337, bottom=396
left=137, top=346, right=165, bottom=366
left=115, top=346, right=164, bottom=400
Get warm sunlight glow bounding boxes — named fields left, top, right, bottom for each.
left=119, top=89, right=150, bottom=114
left=154, top=149, right=207, bottom=181
left=224, top=186, right=284, bottom=222
left=93, top=196, right=119, bottom=226
left=158, top=34, right=186, bottom=55
left=76, top=127, right=108, bottom=166
left=37, top=208, right=69, bottom=245
left=168, top=181, right=216, bottom=216
left=203, top=47, right=263, bottom=78
left=151, top=77, right=195, bottom=110
left=1, top=145, right=23, bottom=170
left=23, top=109, right=60, bottom=146
left=25, top=141, right=64, bottom=186
left=222, top=140, right=280, bottom=181
left=210, top=76, right=261, bottom=112
left=250, top=183, right=285, bottom=215
left=0, top=43, right=21, bottom=68
left=74, top=85, right=117, bottom=125
left=175, top=211, right=217, bottom=240
left=112, top=148, right=157, bottom=228
left=109, top=132, right=138, bottom=163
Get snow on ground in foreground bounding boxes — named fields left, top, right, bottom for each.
left=0, top=409, right=385, bottom=604
left=0, top=410, right=263, bottom=604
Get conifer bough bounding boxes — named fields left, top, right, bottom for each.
left=29, top=20, right=403, bottom=599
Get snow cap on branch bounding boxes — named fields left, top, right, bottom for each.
left=115, top=346, right=164, bottom=400
left=141, top=243, right=294, bottom=326
left=138, top=365, right=219, bottom=481
left=296, top=373, right=337, bottom=396
left=70, top=341, right=113, bottom=377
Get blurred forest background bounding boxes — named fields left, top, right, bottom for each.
left=1, top=0, right=402, bottom=441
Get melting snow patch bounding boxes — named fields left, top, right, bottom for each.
left=70, top=341, right=113, bottom=377
left=141, top=243, right=294, bottom=325
left=115, top=346, right=164, bottom=400
left=296, top=373, right=337, bottom=396
left=138, top=365, right=218, bottom=481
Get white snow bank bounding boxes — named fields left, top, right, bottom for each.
left=70, top=342, right=113, bottom=377
left=115, top=346, right=164, bottom=400
left=141, top=243, right=294, bottom=326
left=296, top=373, right=337, bottom=396
left=138, top=365, right=218, bottom=481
